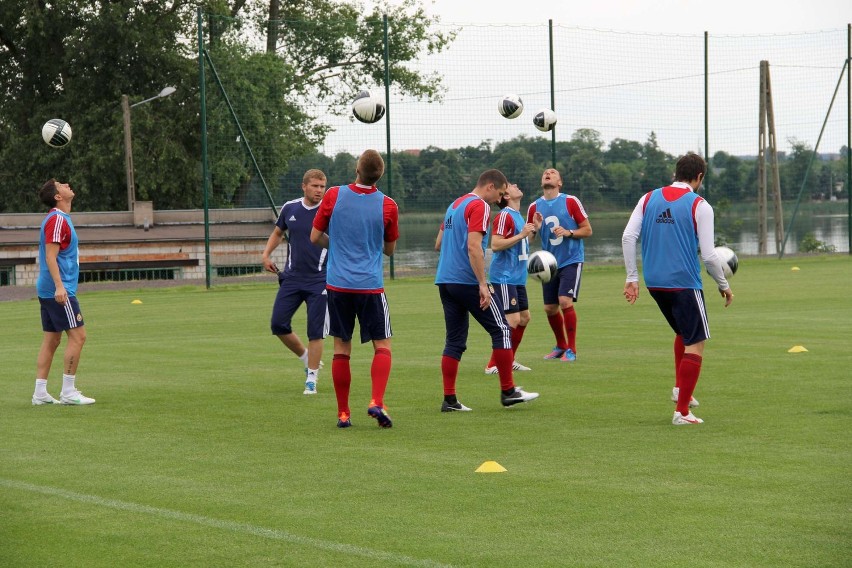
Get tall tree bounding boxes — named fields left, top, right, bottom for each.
left=0, top=0, right=454, bottom=212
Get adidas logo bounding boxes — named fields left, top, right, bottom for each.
left=289, top=215, right=297, bottom=221
left=655, top=208, right=674, bottom=224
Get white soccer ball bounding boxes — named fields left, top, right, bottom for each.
left=352, top=90, right=386, bottom=124
left=713, top=246, right=739, bottom=278
left=533, top=109, right=557, bottom=132
left=527, top=250, right=558, bottom=283
left=42, top=119, right=72, bottom=147
left=498, top=94, right=524, bottom=119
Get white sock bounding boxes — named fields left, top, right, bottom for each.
left=35, top=378, right=48, bottom=397
left=61, top=374, right=76, bottom=395
left=299, top=350, right=309, bottom=366
left=307, top=369, right=319, bottom=382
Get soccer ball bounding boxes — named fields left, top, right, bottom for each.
left=352, top=91, right=385, bottom=124
left=533, top=109, right=557, bottom=132
left=42, top=119, right=72, bottom=147
left=714, top=246, right=739, bottom=278
left=498, top=94, right=524, bottom=119
left=527, top=250, right=558, bottom=283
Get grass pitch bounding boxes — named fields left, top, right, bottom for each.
left=1, top=255, right=850, bottom=567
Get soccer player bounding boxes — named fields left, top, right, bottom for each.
left=436, top=169, right=539, bottom=412
left=621, top=152, right=734, bottom=425
left=32, top=179, right=95, bottom=406
left=484, top=183, right=536, bottom=375
left=262, top=169, right=329, bottom=395
left=527, top=168, right=593, bottom=362
left=310, top=150, right=399, bottom=429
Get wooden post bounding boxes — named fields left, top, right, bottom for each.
left=757, top=62, right=768, bottom=254
left=764, top=62, right=785, bottom=254
left=122, top=95, right=136, bottom=212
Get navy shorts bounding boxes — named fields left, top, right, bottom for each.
left=438, top=283, right=513, bottom=360
left=649, top=288, right=710, bottom=346
left=39, top=296, right=84, bottom=332
left=327, top=289, right=392, bottom=344
left=270, top=277, right=328, bottom=340
left=492, top=283, right=529, bottom=314
left=542, top=263, right=583, bottom=304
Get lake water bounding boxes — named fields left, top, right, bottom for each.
left=392, top=211, right=850, bottom=274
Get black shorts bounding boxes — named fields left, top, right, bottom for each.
left=270, top=277, right=328, bottom=340
left=542, top=263, right=582, bottom=304
left=491, top=283, right=529, bottom=314
left=438, top=283, right=513, bottom=359
left=649, top=288, right=710, bottom=346
left=39, top=296, right=84, bottom=332
left=327, top=289, right=392, bottom=343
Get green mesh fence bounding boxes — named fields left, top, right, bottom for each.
left=199, top=13, right=850, bottom=283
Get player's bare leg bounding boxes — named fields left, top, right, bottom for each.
left=33, top=332, right=62, bottom=405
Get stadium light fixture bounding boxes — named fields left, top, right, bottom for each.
left=122, top=86, right=177, bottom=211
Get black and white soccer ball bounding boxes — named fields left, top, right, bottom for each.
left=527, top=250, right=558, bottom=283
left=533, top=109, right=557, bottom=132
left=713, top=246, right=739, bottom=278
left=42, top=119, right=72, bottom=148
left=498, top=94, right=524, bottom=119
left=352, top=91, right=386, bottom=124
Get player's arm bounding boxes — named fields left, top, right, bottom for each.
left=468, top=230, right=491, bottom=310
left=434, top=226, right=443, bottom=251
left=491, top=215, right=534, bottom=252
left=696, top=201, right=733, bottom=306
left=382, top=196, right=400, bottom=257
left=571, top=218, right=592, bottom=239
left=309, top=228, right=329, bottom=249
left=526, top=203, right=541, bottom=242
left=261, top=226, right=286, bottom=273
left=44, top=242, right=67, bottom=305
left=621, top=198, right=644, bottom=304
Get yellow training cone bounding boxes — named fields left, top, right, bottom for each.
left=788, top=345, right=808, bottom=353
left=131, top=299, right=143, bottom=304
left=476, top=461, right=507, bottom=473
left=791, top=266, right=800, bottom=271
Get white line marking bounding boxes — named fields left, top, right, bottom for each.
left=0, top=478, right=453, bottom=568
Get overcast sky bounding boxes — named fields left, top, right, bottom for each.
left=382, top=0, right=850, bottom=34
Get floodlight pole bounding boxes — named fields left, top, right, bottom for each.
left=121, top=95, right=136, bottom=212
left=122, top=87, right=177, bottom=211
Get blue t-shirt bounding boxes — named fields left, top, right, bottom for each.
left=37, top=209, right=79, bottom=298
left=489, top=207, right=528, bottom=285
left=326, top=185, right=386, bottom=291
left=640, top=187, right=703, bottom=290
left=531, top=193, right=585, bottom=268
left=435, top=194, right=488, bottom=286
left=275, top=198, right=326, bottom=283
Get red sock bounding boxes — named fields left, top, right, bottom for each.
left=442, top=355, right=460, bottom=395
left=562, top=307, right=577, bottom=352
left=673, top=335, right=685, bottom=389
left=677, top=353, right=702, bottom=416
left=332, top=354, right=352, bottom=417
left=493, top=348, right=514, bottom=391
left=511, top=325, right=526, bottom=356
left=547, top=313, right=568, bottom=350
left=370, top=348, right=391, bottom=409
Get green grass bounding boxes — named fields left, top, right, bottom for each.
left=1, top=256, right=850, bottom=567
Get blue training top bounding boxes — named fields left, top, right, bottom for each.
left=276, top=198, right=327, bottom=283
left=37, top=209, right=79, bottom=298
left=640, top=187, right=703, bottom=290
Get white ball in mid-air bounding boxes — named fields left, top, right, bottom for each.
left=527, top=250, right=558, bottom=283
left=713, top=246, right=739, bottom=278
left=42, top=119, right=72, bottom=147
left=498, top=94, right=524, bottom=119
left=352, top=90, right=386, bottom=124
left=533, top=109, right=557, bottom=132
